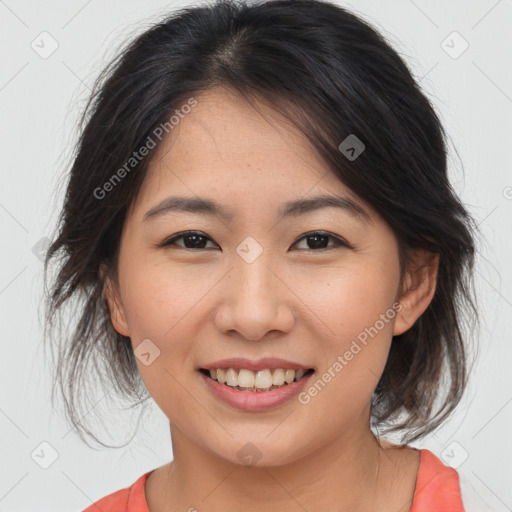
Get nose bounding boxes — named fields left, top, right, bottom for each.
left=214, top=248, right=295, bottom=341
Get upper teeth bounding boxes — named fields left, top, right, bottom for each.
left=208, top=368, right=308, bottom=389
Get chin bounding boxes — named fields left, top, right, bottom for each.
left=211, top=435, right=309, bottom=468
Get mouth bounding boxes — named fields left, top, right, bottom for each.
left=199, top=367, right=315, bottom=392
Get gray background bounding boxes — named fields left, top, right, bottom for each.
left=0, top=0, right=511, bottom=511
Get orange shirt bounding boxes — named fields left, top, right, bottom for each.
left=82, top=448, right=465, bottom=511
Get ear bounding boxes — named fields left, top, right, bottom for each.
left=393, top=250, right=439, bottom=336
left=100, top=263, right=130, bottom=337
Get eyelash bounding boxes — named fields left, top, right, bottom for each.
left=160, top=230, right=350, bottom=252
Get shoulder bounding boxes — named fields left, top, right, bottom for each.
left=410, top=449, right=465, bottom=512
left=81, top=471, right=152, bottom=512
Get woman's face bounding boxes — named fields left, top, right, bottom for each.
left=106, top=88, right=423, bottom=466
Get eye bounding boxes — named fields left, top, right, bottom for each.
left=291, top=231, right=348, bottom=251
left=161, top=231, right=217, bottom=250
left=161, top=230, right=348, bottom=251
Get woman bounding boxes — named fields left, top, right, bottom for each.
left=44, top=0, right=478, bottom=510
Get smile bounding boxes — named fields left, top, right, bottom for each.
left=200, top=367, right=315, bottom=392
left=198, top=365, right=316, bottom=411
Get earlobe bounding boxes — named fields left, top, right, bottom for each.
left=393, top=251, right=439, bottom=337
left=100, top=264, right=130, bottom=337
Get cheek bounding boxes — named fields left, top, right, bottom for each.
left=294, top=270, right=398, bottom=424
left=303, top=261, right=399, bottom=343
left=118, top=250, right=203, bottom=338
left=117, top=256, right=202, bottom=414
left=301, top=259, right=400, bottom=403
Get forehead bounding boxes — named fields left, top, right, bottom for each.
left=131, top=87, right=373, bottom=221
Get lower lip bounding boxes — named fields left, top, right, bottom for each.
left=199, top=370, right=314, bottom=411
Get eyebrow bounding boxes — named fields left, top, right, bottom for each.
left=143, top=194, right=372, bottom=223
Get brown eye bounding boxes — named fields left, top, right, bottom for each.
left=161, top=231, right=217, bottom=250
left=292, top=231, right=347, bottom=251
left=161, top=230, right=348, bottom=251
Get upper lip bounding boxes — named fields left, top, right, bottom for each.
left=200, top=357, right=314, bottom=372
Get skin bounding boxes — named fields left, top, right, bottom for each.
left=104, top=87, right=439, bottom=512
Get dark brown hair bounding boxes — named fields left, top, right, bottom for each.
left=44, top=0, right=479, bottom=448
